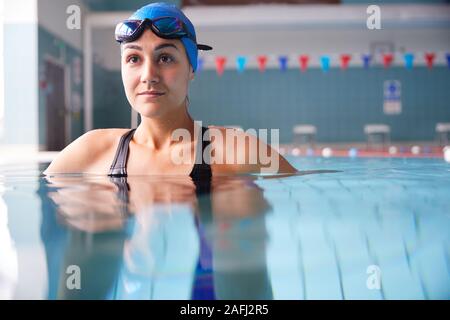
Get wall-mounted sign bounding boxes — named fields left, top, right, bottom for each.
left=383, top=80, right=401, bottom=115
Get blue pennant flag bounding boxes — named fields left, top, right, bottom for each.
left=404, top=53, right=414, bottom=69
left=236, top=56, right=247, bottom=73
left=362, top=54, right=371, bottom=69
left=197, top=57, right=204, bottom=72
left=446, top=53, right=450, bottom=68
left=320, top=55, right=330, bottom=72
left=278, top=56, right=288, bottom=71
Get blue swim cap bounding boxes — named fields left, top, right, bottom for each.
left=128, top=2, right=212, bottom=72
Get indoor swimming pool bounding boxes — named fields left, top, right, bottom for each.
left=0, top=156, right=449, bottom=299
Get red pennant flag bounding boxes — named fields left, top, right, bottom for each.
left=257, top=55, right=267, bottom=73
left=382, top=53, right=393, bottom=68
left=340, top=54, right=351, bottom=70
left=298, top=55, right=309, bottom=72
left=425, top=53, right=435, bottom=69
left=215, top=56, right=226, bottom=76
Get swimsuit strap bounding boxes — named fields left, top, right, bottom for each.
left=108, top=129, right=136, bottom=177
left=190, top=126, right=212, bottom=181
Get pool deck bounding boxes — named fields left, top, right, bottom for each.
left=279, top=143, right=446, bottom=158
left=0, top=141, right=448, bottom=166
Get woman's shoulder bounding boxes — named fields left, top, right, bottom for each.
left=43, top=128, right=131, bottom=175
left=205, top=125, right=297, bottom=175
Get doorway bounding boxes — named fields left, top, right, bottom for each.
left=45, top=58, right=68, bottom=151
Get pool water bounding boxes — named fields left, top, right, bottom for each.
left=0, top=157, right=449, bottom=299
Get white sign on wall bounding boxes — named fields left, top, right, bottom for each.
left=383, top=80, right=401, bottom=115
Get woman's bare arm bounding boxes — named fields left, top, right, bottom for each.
left=43, top=129, right=110, bottom=175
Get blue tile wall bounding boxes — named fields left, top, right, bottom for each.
left=93, top=65, right=131, bottom=129
left=188, top=66, right=450, bottom=143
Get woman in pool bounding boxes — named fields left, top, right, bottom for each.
left=44, top=2, right=296, bottom=178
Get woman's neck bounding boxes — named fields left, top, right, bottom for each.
left=133, top=106, right=195, bottom=151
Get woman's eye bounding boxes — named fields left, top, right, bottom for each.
left=159, top=54, right=174, bottom=64
left=127, top=55, right=140, bottom=64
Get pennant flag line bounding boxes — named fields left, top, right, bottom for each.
left=196, top=51, right=449, bottom=73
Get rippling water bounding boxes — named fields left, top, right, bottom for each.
left=0, top=157, right=449, bottom=299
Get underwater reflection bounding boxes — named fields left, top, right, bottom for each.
left=38, top=174, right=274, bottom=300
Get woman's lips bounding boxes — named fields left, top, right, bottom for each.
left=138, top=92, right=165, bottom=99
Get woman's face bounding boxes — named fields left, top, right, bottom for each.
left=121, top=29, right=194, bottom=119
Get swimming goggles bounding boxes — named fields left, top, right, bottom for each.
left=114, top=16, right=212, bottom=50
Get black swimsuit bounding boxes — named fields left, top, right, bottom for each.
left=106, top=126, right=215, bottom=299
left=108, top=126, right=212, bottom=179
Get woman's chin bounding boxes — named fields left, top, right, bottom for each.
left=137, top=103, right=164, bottom=117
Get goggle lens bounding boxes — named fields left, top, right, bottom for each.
left=115, top=17, right=188, bottom=42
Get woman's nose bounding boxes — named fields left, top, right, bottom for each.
left=141, top=60, right=160, bottom=84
